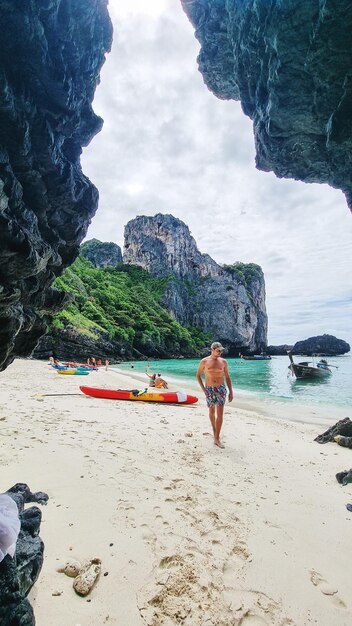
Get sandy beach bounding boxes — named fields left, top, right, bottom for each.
left=1, top=358, right=351, bottom=626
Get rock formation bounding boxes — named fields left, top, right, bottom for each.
left=314, top=419, right=352, bottom=488
left=268, top=335, right=350, bottom=355
left=181, top=0, right=352, bottom=212
left=334, top=435, right=352, bottom=450
left=0, top=0, right=112, bottom=371
left=123, top=214, right=268, bottom=354
left=336, top=469, right=352, bottom=486
left=0, top=484, right=49, bottom=626
left=314, top=417, right=352, bottom=444
left=267, top=344, right=293, bottom=356
left=33, top=327, right=127, bottom=364
left=80, top=239, right=123, bottom=268
left=292, top=334, right=350, bottom=356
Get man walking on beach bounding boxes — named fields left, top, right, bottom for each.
left=196, top=342, right=233, bottom=448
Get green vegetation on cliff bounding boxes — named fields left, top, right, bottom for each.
left=51, top=257, right=210, bottom=356
left=222, top=262, right=263, bottom=288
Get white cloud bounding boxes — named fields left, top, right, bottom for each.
left=81, top=0, right=352, bottom=347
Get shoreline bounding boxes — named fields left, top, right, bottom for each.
left=110, top=364, right=349, bottom=428
left=1, top=359, right=351, bottom=625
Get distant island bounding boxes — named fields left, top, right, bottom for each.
left=268, top=334, right=350, bottom=356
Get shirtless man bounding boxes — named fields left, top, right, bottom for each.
left=196, top=342, right=233, bottom=448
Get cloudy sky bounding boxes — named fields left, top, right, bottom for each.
left=81, top=0, right=352, bottom=346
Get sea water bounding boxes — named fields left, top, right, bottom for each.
left=113, top=355, right=352, bottom=410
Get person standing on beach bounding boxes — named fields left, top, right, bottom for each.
left=196, top=342, right=233, bottom=448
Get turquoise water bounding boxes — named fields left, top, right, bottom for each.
left=114, top=355, right=352, bottom=409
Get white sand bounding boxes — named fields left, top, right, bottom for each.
left=0, top=358, right=351, bottom=626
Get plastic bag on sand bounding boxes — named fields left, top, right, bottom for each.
left=0, top=494, right=21, bottom=562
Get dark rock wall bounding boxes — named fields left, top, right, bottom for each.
left=123, top=214, right=268, bottom=354
left=0, top=0, right=112, bottom=371
left=181, top=0, right=352, bottom=211
left=33, top=327, right=128, bottom=363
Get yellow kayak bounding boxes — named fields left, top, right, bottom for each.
left=57, top=369, right=90, bottom=376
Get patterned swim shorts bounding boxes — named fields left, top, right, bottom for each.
left=205, top=384, right=227, bottom=407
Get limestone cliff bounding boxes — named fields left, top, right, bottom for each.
left=0, top=0, right=112, bottom=371
left=80, top=239, right=123, bottom=268
left=181, top=0, right=352, bottom=212
left=123, top=214, right=267, bottom=354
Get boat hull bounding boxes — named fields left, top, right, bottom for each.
left=287, top=351, right=332, bottom=379
left=288, top=364, right=331, bottom=379
left=240, top=354, right=271, bottom=360
left=80, top=386, right=198, bottom=404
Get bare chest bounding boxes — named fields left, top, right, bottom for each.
left=205, top=360, right=225, bottom=375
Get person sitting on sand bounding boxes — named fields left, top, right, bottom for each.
left=196, top=341, right=233, bottom=449
left=154, top=373, right=168, bottom=389
left=146, top=371, right=168, bottom=389
left=146, top=370, right=157, bottom=387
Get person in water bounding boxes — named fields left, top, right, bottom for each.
left=196, top=342, right=233, bottom=448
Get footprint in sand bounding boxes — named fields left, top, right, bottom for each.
left=222, top=548, right=249, bottom=586
left=222, top=588, right=291, bottom=625
left=231, top=542, right=251, bottom=561
left=309, top=570, right=346, bottom=608
left=139, top=523, right=157, bottom=546
left=238, top=616, right=269, bottom=625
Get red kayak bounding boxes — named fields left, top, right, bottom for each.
left=80, top=386, right=198, bottom=404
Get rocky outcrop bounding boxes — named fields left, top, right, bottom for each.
left=315, top=417, right=352, bottom=444
left=123, top=214, right=268, bottom=354
left=268, top=335, right=350, bottom=356
left=267, top=344, right=293, bottom=356
left=336, top=470, right=352, bottom=486
left=336, top=469, right=352, bottom=485
left=334, top=435, right=352, bottom=450
left=80, top=239, right=123, bottom=268
left=181, top=0, right=352, bottom=212
left=33, top=327, right=134, bottom=364
left=292, top=334, right=350, bottom=356
left=0, top=484, right=48, bottom=626
left=0, top=0, right=112, bottom=371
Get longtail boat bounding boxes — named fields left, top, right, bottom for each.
left=287, top=351, right=332, bottom=379
left=239, top=353, right=271, bottom=361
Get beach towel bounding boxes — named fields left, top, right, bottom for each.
left=0, top=494, right=21, bottom=562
